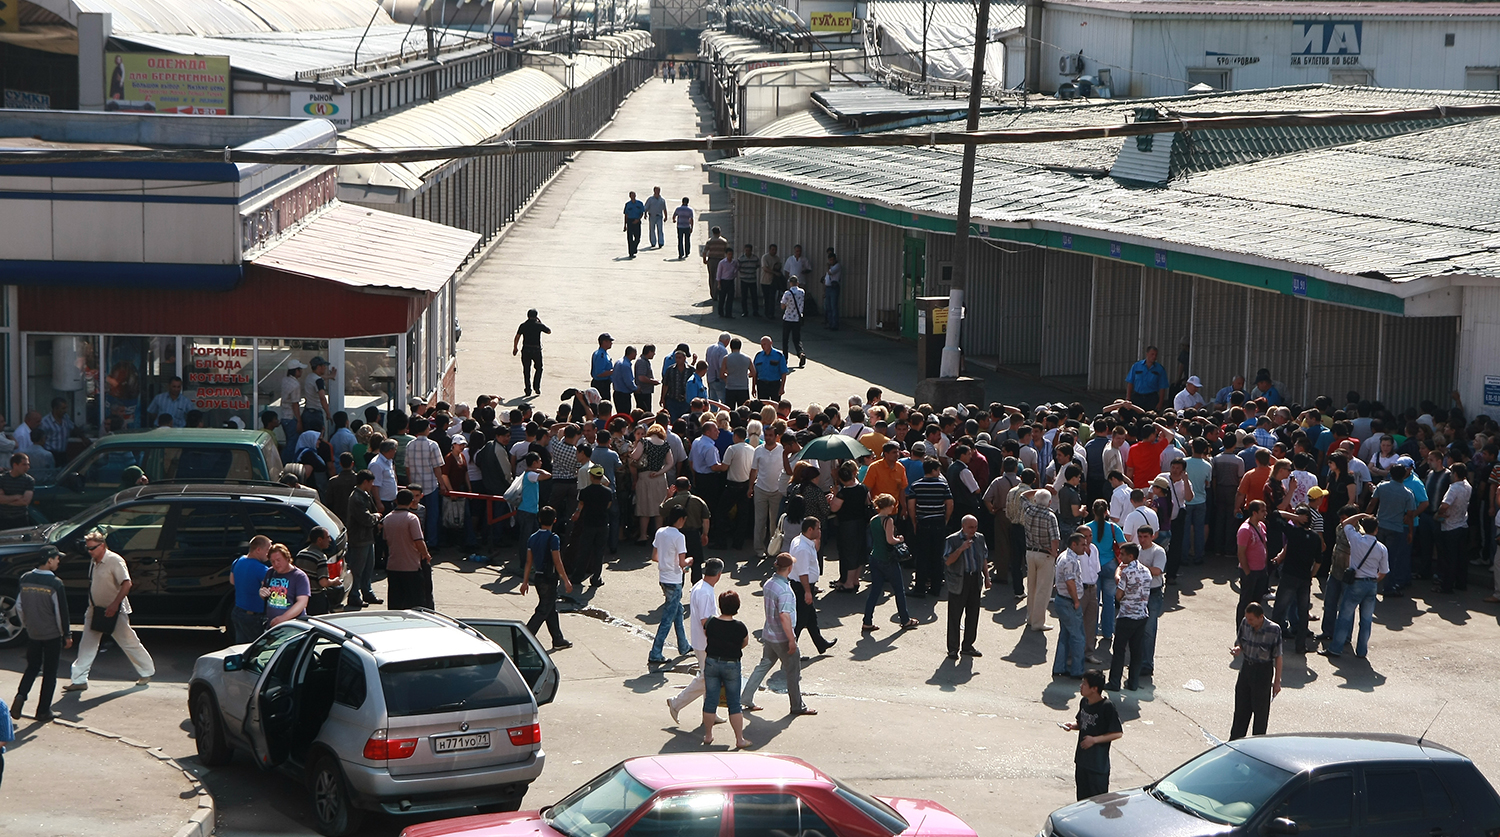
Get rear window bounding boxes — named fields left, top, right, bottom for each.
left=303, top=501, right=344, bottom=539
left=832, top=782, right=907, bottom=836
left=379, top=653, right=530, bottom=716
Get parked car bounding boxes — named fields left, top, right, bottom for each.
left=188, top=609, right=560, bottom=836
left=0, top=483, right=341, bottom=644
left=1038, top=732, right=1500, bottom=837
left=399, top=752, right=979, bottom=837
left=28, top=427, right=286, bottom=524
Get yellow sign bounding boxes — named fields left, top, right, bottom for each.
left=810, top=10, right=853, bottom=32
left=0, top=0, right=19, bottom=33
left=105, top=52, right=230, bottom=115
left=931, top=306, right=948, bottom=334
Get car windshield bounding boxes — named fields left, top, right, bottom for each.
left=378, top=653, right=530, bottom=716
left=1153, top=745, right=1292, bottom=825
left=545, top=763, right=654, bottom=837
left=47, top=495, right=122, bottom=543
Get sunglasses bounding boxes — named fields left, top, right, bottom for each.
left=85, top=542, right=105, bottom=551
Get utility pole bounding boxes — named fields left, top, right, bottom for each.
left=920, top=0, right=928, bottom=83
left=938, top=0, right=990, bottom=378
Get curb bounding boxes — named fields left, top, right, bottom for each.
left=50, top=717, right=215, bottom=837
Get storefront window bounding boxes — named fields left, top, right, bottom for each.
left=256, top=339, right=329, bottom=435
left=345, top=336, right=398, bottom=420
left=184, top=337, right=255, bottom=430
left=104, top=336, right=177, bottom=430
left=406, top=321, right=425, bottom=403
left=25, top=334, right=100, bottom=463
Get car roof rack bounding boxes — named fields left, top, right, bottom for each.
left=407, top=607, right=491, bottom=644
left=304, top=616, right=376, bottom=651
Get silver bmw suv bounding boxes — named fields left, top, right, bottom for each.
left=187, top=609, right=559, bottom=836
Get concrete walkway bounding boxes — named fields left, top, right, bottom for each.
left=456, top=77, right=1080, bottom=408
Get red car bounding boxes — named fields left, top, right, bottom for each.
left=401, top=752, right=977, bottom=837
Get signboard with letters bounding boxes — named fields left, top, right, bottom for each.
left=191, top=345, right=253, bottom=412
left=1486, top=375, right=1500, bottom=407
left=291, top=91, right=352, bottom=129
left=1291, top=21, right=1362, bottom=66
left=3, top=89, right=49, bottom=109
left=810, top=10, right=854, bottom=32
left=1205, top=52, right=1261, bottom=67
left=105, top=52, right=230, bottom=114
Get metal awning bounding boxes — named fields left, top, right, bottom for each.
left=252, top=202, right=481, bottom=294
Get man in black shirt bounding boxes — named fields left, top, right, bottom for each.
left=1065, top=670, right=1123, bottom=800
left=1271, top=506, right=1323, bottom=653
left=0, top=452, right=35, bottom=531
left=513, top=309, right=552, bottom=398
left=570, top=465, right=613, bottom=588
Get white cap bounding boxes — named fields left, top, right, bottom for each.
left=286, top=359, right=306, bottom=370
left=1187, top=375, right=1202, bottom=387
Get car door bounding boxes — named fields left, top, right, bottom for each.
left=244, top=631, right=313, bottom=770
left=54, top=502, right=171, bottom=616
left=1262, top=772, right=1353, bottom=837
left=617, top=791, right=726, bottom=837
left=160, top=501, right=252, bottom=618
left=221, top=622, right=310, bottom=731
left=731, top=792, right=837, bottom=837
left=1361, top=766, right=1464, bottom=837
left=460, top=618, right=559, bottom=705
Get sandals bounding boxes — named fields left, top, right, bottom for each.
left=901, top=618, right=919, bottom=629
left=744, top=704, right=764, bottom=712
left=861, top=624, right=879, bottom=632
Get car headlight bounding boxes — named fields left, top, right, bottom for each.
left=1035, top=821, right=1053, bottom=837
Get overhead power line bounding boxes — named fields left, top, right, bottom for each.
left=1, top=104, right=1496, bottom=166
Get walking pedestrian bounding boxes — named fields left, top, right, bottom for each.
left=1107, top=542, right=1149, bottom=691
left=700, top=589, right=751, bottom=749
left=740, top=554, right=817, bottom=716
left=737, top=244, right=761, bottom=318
left=623, top=191, right=644, bottom=257
left=863, top=494, right=919, bottom=631
left=383, top=489, right=434, bottom=610
left=644, top=186, right=668, bottom=250
left=11, top=550, right=71, bottom=721
left=648, top=507, right=693, bottom=666
left=1063, top=671, right=1123, bottom=800
left=672, top=198, right=694, bottom=259
left=780, top=276, right=807, bottom=367
left=667, top=558, right=724, bottom=724
left=345, top=471, right=382, bottom=609
left=521, top=507, right=574, bottom=650
left=513, top=309, right=551, bottom=398
left=1321, top=513, right=1388, bottom=658
left=228, top=536, right=271, bottom=642
left=1052, top=533, right=1087, bottom=678
left=943, top=514, right=990, bottom=659
left=789, top=517, right=837, bottom=655
left=66, top=530, right=155, bottom=691
left=571, top=465, right=612, bottom=587
left=1229, top=601, right=1283, bottom=740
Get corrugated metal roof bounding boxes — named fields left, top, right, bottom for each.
left=338, top=66, right=568, bottom=193
left=711, top=85, right=1500, bottom=285
left=750, top=107, right=852, bottom=143
left=1049, top=0, right=1500, bottom=18
left=44, top=0, right=392, bottom=34
left=253, top=201, right=480, bottom=293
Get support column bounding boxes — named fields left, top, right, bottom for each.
left=78, top=12, right=112, bottom=112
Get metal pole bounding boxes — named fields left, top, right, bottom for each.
left=939, top=0, right=991, bottom=379
left=921, top=0, right=928, bottom=83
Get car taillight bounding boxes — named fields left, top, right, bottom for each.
left=363, top=729, right=419, bottom=760
left=507, top=724, right=541, bottom=746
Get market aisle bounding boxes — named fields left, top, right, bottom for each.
left=455, top=76, right=1078, bottom=408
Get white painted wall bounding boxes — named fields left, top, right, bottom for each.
left=1039, top=7, right=1134, bottom=94
left=1455, top=286, right=1500, bottom=415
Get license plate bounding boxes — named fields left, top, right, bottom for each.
left=433, top=732, right=491, bottom=753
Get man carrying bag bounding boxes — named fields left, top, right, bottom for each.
left=67, top=530, right=155, bottom=691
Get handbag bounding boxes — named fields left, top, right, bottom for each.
left=766, top=513, right=786, bottom=554
left=892, top=541, right=914, bottom=566
left=1344, top=536, right=1379, bottom=586
left=87, top=559, right=118, bottom=635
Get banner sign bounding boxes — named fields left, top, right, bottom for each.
left=105, top=52, right=230, bottom=115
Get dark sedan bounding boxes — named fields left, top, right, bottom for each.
left=1040, top=733, right=1500, bottom=837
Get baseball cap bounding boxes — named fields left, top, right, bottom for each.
left=286, top=359, right=306, bottom=370
left=588, top=464, right=605, bottom=478
left=1151, top=475, right=1172, bottom=491
left=309, top=355, right=327, bottom=367
left=1396, top=455, right=1415, bottom=469
left=452, top=436, right=467, bottom=446
left=1187, top=375, right=1202, bottom=387
left=599, top=333, right=613, bottom=342
left=911, top=441, right=927, bottom=454
left=1307, top=486, right=1327, bottom=501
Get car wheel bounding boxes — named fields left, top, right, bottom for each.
left=0, top=589, right=27, bottom=647
left=190, top=689, right=233, bottom=766
left=310, top=755, right=364, bottom=837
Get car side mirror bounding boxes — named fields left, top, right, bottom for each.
left=223, top=654, right=242, bottom=672
left=1266, top=817, right=1299, bottom=835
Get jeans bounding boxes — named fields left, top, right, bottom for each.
left=753, top=488, right=784, bottom=557
left=1052, top=594, right=1085, bottom=676
left=1379, top=527, right=1411, bottom=592
left=824, top=284, right=840, bottom=328
left=739, top=282, right=760, bottom=317
left=1320, top=574, right=1345, bottom=638
left=1141, top=587, right=1164, bottom=670
left=625, top=220, right=641, bottom=256
left=1270, top=574, right=1312, bottom=649
left=423, top=489, right=442, bottom=548
left=708, top=380, right=727, bottom=405
left=15, top=636, right=63, bottom=717
left=914, top=519, right=947, bottom=595
left=1184, top=503, right=1207, bottom=564
left=1097, top=571, right=1117, bottom=640
left=702, top=657, right=742, bottom=716
left=1327, top=577, right=1378, bottom=656
left=1230, top=661, right=1275, bottom=739
left=648, top=214, right=664, bottom=248
left=650, top=582, right=689, bottom=660
left=1109, top=616, right=1146, bottom=690
left=515, top=510, right=538, bottom=565
left=231, top=607, right=266, bottom=644
left=740, top=638, right=803, bottom=711
left=864, top=559, right=910, bottom=624
left=526, top=578, right=565, bottom=645
left=677, top=227, right=692, bottom=259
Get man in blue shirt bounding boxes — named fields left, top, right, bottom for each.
left=752, top=336, right=786, bottom=401
left=1214, top=375, right=1246, bottom=409
left=610, top=347, right=638, bottom=415
left=1124, top=346, right=1168, bottom=412
left=229, top=536, right=272, bottom=644
left=591, top=334, right=614, bottom=403
left=1250, top=371, right=1282, bottom=406
left=145, top=376, right=191, bottom=427
left=623, top=191, right=645, bottom=258
left=1370, top=463, right=1417, bottom=597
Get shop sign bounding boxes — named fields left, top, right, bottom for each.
left=491, top=30, right=514, bottom=47
left=190, top=345, right=253, bottom=410
left=241, top=169, right=339, bottom=254
left=291, top=91, right=351, bottom=129
left=810, top=10, right=854, bottom=32
left=1485, top=376, right=1500, bottom=407
left=105, top=52, right=230, bottom=115
left=1291, top=274, right=1309, bottom=296
left=1205, top=52, right=1260, bottom=67
left=1291, top=21, right=1362, bottom=66
left=3, top=89, right=50, bottom=109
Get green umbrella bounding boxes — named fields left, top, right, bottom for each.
left=794, top=435, right=871, bottom=463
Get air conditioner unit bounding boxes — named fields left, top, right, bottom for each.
left=1059, top=53, right=1082, bottom=75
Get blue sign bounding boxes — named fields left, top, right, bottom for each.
left=730, top=176, right=738, bottom=187
left=1154, top=250, right=1168, bottom=268
left=1109, top=242, right=1122, bottom=258
left=1486, top=376, right=1500, bottom=407
left=1291, top=21, right=1362, bottom=66
left=1060, top=234, right=1072, bottom=249
left=826, top=197, right=834, bottom=207
left=789, top=188, right=798, bottom=199
left=1291, top=274, right=1309, bottom=296
left=759, top=181, right=767, bottom=193
left=491, top=30, right=514, bottom=47
left=858, top=203, right=867, bottom=215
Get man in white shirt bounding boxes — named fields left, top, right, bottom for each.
left=1136, top=526, right=1168, bottom=675
left=667, top=558, right=725, bottom=724
left=749, top=433, right=788, bottom=558
left=1120, top=490, right=1160, bottom=545
left=782, top=244, right=811, bottom=290
left=1172, top=376, right=1206, bottom=412
left=704, top=332, right=731, bottom=405
left=722, top=428, right=756, bottom=551
left=788, top=517, right=836, bottom=655
left=1322, top=514, right=1388, bottom=659
left=648, top=508, right=692, bottom=666
left=1107, top=472, right=1133, bottom=524
left=780, top=276, right=807, bottom=367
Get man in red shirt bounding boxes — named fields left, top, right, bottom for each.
left=1236, top=449, right=1274, bottom=517
left=1125, top=424, right=1176, bottom=489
